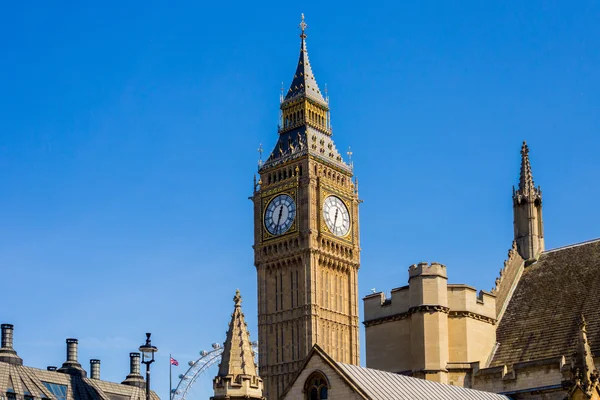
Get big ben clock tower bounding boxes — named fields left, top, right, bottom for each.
left=252, top=15, right=360, bottom=399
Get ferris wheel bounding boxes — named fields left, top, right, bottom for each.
left=170, top=341, right=259, bottom=400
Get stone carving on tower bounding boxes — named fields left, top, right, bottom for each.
left=251, top=14, right=361, bottom=399
left=211, top=290, right=264, bottom=400
left=563, top=315, right=600, bottom=399
left=513, top=141, right=544, bottom=261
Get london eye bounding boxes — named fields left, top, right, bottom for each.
left=170, top=341, right=259, bottom=400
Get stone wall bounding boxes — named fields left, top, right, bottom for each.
left=281, top=354, right=363, bottom=400
left=363, top=262, right=496, bottom=384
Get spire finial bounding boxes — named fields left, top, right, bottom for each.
left=234, top=289, right=242, bottom=307
left=347, top=146, right=354, bottom=170
left=257, top=143, right=264, bottom=168
left=280, top=82, right=284, bottom=103
left=299, top=13, right=307, bottom=39
left=518, top=140, right=535, bottom=195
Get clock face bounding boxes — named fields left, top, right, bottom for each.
left=323, top=196, right=351, bottom=237
left=264, top=194, right=296, bottom=236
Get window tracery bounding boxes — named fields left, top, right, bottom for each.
left=304, top=372, right=329, bottom=400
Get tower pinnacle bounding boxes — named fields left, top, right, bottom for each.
left=260, top=15, right=349, bottom=172
left=566, top=314, right=600, bottom=396
left=211, top=290, right=263, bottom=400
left=284, top=14, right=327, bottom=106
left=512, top=141, right=544, bottom=260
left=519, top=141, right=535, bottom=196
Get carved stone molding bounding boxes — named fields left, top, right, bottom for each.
left=363, top=305, right=450, bottom=327
left=448, top=311, right=496, bottom=325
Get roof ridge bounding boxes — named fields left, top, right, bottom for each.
left=543, top=238, right=600, bottom=254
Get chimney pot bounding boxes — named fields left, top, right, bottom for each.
left=0, top=324, right=22, bottom=366
left=57, top=338, right=86, bottom=377
left=90, top=359, right=101, bottom=379
left=121, top=352, right=144, bottom=388
left=66, top=338, right=78, bottom=362
left=47, top=366, right=57, bottom=371
left=130, top=352, right=141, bottom=375
left=1, top=324, right=14, bottom=349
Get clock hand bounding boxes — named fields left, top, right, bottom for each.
left=333, top=208, right=339, bottom=229
left=276, top=205, right=284, bottom=233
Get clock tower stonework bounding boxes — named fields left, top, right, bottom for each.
left=251, top=16, right=360, bottom=399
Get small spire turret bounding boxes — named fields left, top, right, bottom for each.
left=512, top=141, right=544, bottom=260
left=518, top=141, right=536, bottom=196
left=211, top=290, right=263, bottom=400
left=565, top=314, right=600, bottom=397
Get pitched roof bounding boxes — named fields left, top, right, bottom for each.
left=0, top=361, right=158, bottom=400
left=337, top=363, right=509, bottom=400
left=216, top=290, right=258, bottom=377
left=282, top=345, right=508, bottom=400
left=491, top=238, right=600, bottom=368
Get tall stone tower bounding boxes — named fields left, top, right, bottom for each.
left=252, top=15, right=360, bottom=399
left=513, top=141, right=544, bottom=260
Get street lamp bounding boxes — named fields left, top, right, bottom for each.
left=139, top=333, right=158, bottom=400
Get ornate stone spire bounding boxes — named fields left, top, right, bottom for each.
left=518, top=141, right=536, bottom=196
left=284, top=13, right=327, bottom=106
left=512, top=141, right=544, bottom=260
left=565, top=315, right=599, bottom=398
left=261, top=15, right=350, bottom=173
left=211, top=290, right=264, bottom=400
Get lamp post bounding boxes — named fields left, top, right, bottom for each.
left=139, top=333, right=158, bottom=400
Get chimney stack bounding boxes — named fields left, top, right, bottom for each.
left=122, top=352, right=145, bottom=388
left=0, top=324, right=23, bottom=365
left=90, top=359, right=101, bottom=379
left=67, top=338, right=78, bottom=362
left=57, top=338, right=86, bottom=377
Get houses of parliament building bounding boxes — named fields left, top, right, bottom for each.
left=1, top=14, right=598, bottom=400
left=222, top=15, right=599, bottom=400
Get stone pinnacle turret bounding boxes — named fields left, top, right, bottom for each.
left=513, top=141, right=544, bottom=260
left=211, top=290, right=264, bottom=400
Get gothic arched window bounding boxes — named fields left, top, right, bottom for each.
left=304, top=372, right=329, bottom=400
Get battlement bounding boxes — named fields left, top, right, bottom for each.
left=408, top=262, right=448, bottom=279
left=364, top=263, right=496, bottom=325
left=447, top=284, right=496, bottom=320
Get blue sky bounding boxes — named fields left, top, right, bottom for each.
left=1, top=1, right=599, bottom=399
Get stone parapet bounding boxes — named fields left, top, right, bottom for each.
left=364, top=261, right=498, bottom=381
left=473, top=356, right=567, bottom=395
left=447, top=284, right=496, bottom=321
left=409, top=262, right=447, bottom=280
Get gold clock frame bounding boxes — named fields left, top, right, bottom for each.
left=261, top=187, right=298, bottom=241
left=320, top=190, right=352, bottom=241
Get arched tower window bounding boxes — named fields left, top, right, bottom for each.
left=304, top=372, right=329, bottom=400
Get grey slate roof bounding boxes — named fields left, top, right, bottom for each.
left=284, top=35, right=327, bottom=106
left=261, top=125, right=350, bottom=172
left=0, top=361, right=159, bottom=400
left=337, top=363, right=509, bottom=400
left=491, top=238, right=600, bottom=368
